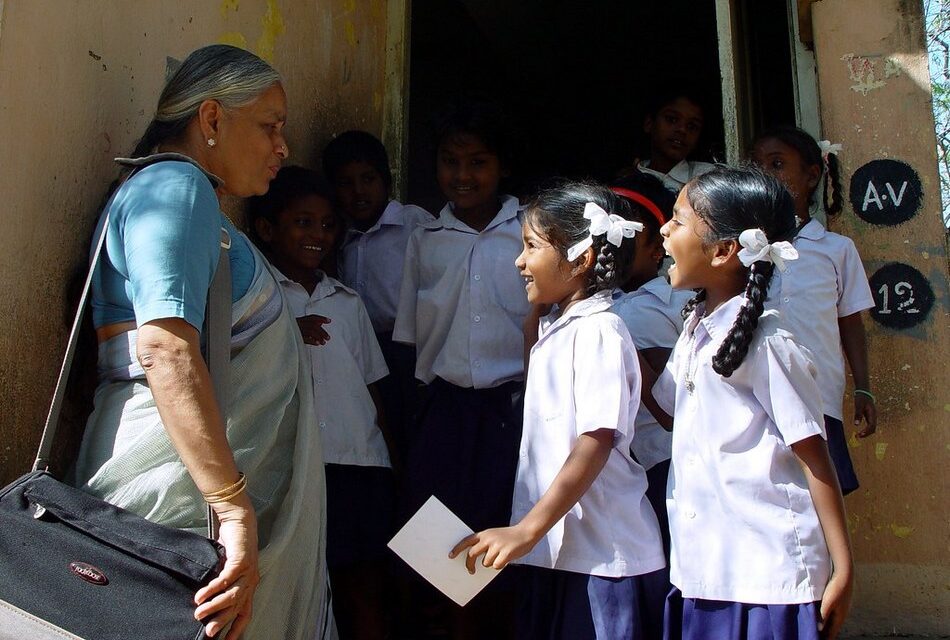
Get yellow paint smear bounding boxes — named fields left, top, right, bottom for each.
left=219, top=31, right=249, bottom=49
left=221, top=0, right=240, bottom=18
left=255, top=0, right=285, bottom=64
left=849, top=432, right=862, bottom=449
left=874, top=442, right=888, bottom=461
left=890, top=524, right=914, bottom=539
left=344, top=20, right=358, bottom=47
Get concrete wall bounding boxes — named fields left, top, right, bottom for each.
left=0, top=0, right=404, bottom=484
left=812, top=0, right=949, bottom=634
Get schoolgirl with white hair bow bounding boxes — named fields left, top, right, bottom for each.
left=655, top=166, right=854, bottom=640
left=451, top=181, right=667, bottom=640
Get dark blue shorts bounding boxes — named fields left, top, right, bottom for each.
left=325, top=463, right=395, bottom=569
left=517, top=565, right=667, bottom=640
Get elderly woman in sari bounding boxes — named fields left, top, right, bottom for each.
left=71, top=45, right=330, bottom=640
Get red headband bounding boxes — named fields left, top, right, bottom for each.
left=610, top=187, right=666, bottom=228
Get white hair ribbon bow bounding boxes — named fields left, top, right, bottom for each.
left=566, top=202, right=644, bottom=261
left=737, top=228, right=799, bottom=272
left=817, top=140, right=842, bottom=160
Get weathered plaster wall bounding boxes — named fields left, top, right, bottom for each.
left=0, top=0, right=400, bottom=483
left=812, top=0, right=949, bottom=634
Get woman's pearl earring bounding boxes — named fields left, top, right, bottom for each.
left=207, top=138, right=216, bottom=147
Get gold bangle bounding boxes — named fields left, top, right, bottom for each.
left=202, top=472, right=247, bottom=503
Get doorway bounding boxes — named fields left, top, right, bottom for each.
left=405, top=0, right=802, bottom=211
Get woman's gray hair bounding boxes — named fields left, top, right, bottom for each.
left=130, top=44, right=281, bottom=158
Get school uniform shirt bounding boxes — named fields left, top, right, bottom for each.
left=392, top=195, right=529, bottom=388
left=277, top=270, right=391, bottom=468
left=338, top=200, right=434, bottom=334
left=653, top=295, right=830, bottom=604
left=638, top=159, right=716, bottom=193
left=611, top=277, right=694, bottom=470
left=512, top=292, right=666, bottom=578
left=765, top=218, right=873, bottom=420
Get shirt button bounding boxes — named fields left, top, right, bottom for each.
left=783, top=297, right=790, bottom=303
left=473, top=314, right=481, bottom=322
left=315, top=378, right=323, bottom=385
left=686, top=510, right=696, bottom=519
left=474, top=274, right=481, bottom=281
left=473, top=360, right=481, bottom=368
left=319, top=421, right=327, bottom=428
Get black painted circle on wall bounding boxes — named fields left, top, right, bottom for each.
left=867, top=262, right=935, bottom=330
left=849, top=159, right=923, bottom=226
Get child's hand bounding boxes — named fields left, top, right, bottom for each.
left=853, top=394, right=877, bottom=438
left=449, top=524, right=537, bottom=574
left=296, top=315, right=331, bottom=346
left=818, top=570, right=853, bottom=639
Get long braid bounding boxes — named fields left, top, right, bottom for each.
left=824, top=152, right=843, bottom=217
left=589, top=235, right=619, bottom=294
left=712, top=261, right=775, bottom=377
left=681, top=289, right=706, bottom=321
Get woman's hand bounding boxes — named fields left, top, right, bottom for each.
left=297, top=314, right=331, bottom=346
left=194, top=495, right=260, bottom=639
left=818, top=570, right=853, bottom=639
left=449, top=524, right=538, bottom=573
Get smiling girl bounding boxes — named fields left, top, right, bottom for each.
left=451, top=181, right=666, bottom=640
left=655, top=166, right=853, bottom=640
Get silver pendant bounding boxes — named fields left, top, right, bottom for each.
left=685, top=380, right=695, bottom=394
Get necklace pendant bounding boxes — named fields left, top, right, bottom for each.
left=685, top=380, right=695, bottom=394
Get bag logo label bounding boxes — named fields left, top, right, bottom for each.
left=68, top=562, right=109, bottom=586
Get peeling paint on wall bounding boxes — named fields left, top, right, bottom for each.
left=256, top=0, right=285, bottom=63
left=874, top=442, right=888, bottom=460
left=842, top=53, right=903, bottom=95
left=890, top=524, right=914, bottom=538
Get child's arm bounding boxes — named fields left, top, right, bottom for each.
left=790, top=435, right=854, bottom=640
left=450, top=428, right=614, bottom=573
left=368, top=382, right=401, bottom=476
left=638, top=347, right=673, bottom=430
left=838, top=312, right=876, bottom=437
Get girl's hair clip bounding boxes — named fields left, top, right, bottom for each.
left=566, top=203, right=643, bottom=261
left=737, top=228, right=799, bottom=272
left=609, top=187, right=666, bottom=227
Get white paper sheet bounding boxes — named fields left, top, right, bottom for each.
left=387, top=496, right=502, bottom=606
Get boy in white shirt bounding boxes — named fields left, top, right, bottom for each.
left=323, top=130, right=434, bottom=464
left=249, top=166, right=395, bottom=640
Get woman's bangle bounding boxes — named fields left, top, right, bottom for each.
left=203, top=472, right=248, bottom=504
left=854, top=389, right=876, bottom=403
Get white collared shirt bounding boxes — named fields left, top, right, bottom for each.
left=513, top=292, right=665, bottom=578
left=765, top=218, right=873, bottom=420
left=278, top=270, right=391, bottom=467
left=611, top=277, right=694, bottom=469
left=653, top=296, right=830, bottom=604
left=338, top=200, right=434, bottom=333
left=392, top=196, right=529, bottom=388
left=638, top=159, right=716, bottom=193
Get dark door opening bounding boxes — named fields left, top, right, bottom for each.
left=406, top=0, right=798, bottom=212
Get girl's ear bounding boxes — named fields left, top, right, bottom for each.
left=569, top=246, right=596, bottom=278
left=643, top=115, right=655, bottom=135
left=710, top=238, right=739, bottom=268
left=197, top=99, right=224, bottom=142
left=806, top=162, right=822, bottom=190
left=254, top=217, right=274, bottom=244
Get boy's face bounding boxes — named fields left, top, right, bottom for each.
left=644, top=97, right=704, bottom=165
left=436, top=133, right=504, bottom=214
left=259, top=194, right=340, bottom=274
left=333, top=160, right=389, bottom=226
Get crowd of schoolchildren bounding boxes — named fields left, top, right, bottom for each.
left=244, top=91, right=878, bottom=640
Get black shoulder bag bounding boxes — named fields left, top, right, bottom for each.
left=0, top=170, right=231, bottom=640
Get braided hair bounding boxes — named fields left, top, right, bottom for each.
left=683, top=166, right=797, bottom=377
left=754, top=125, right=843, bottom=216
left=525, top=180, right=634, bottom=295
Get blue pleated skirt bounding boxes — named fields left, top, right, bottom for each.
left=663, top=588, right=821, bottom=640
